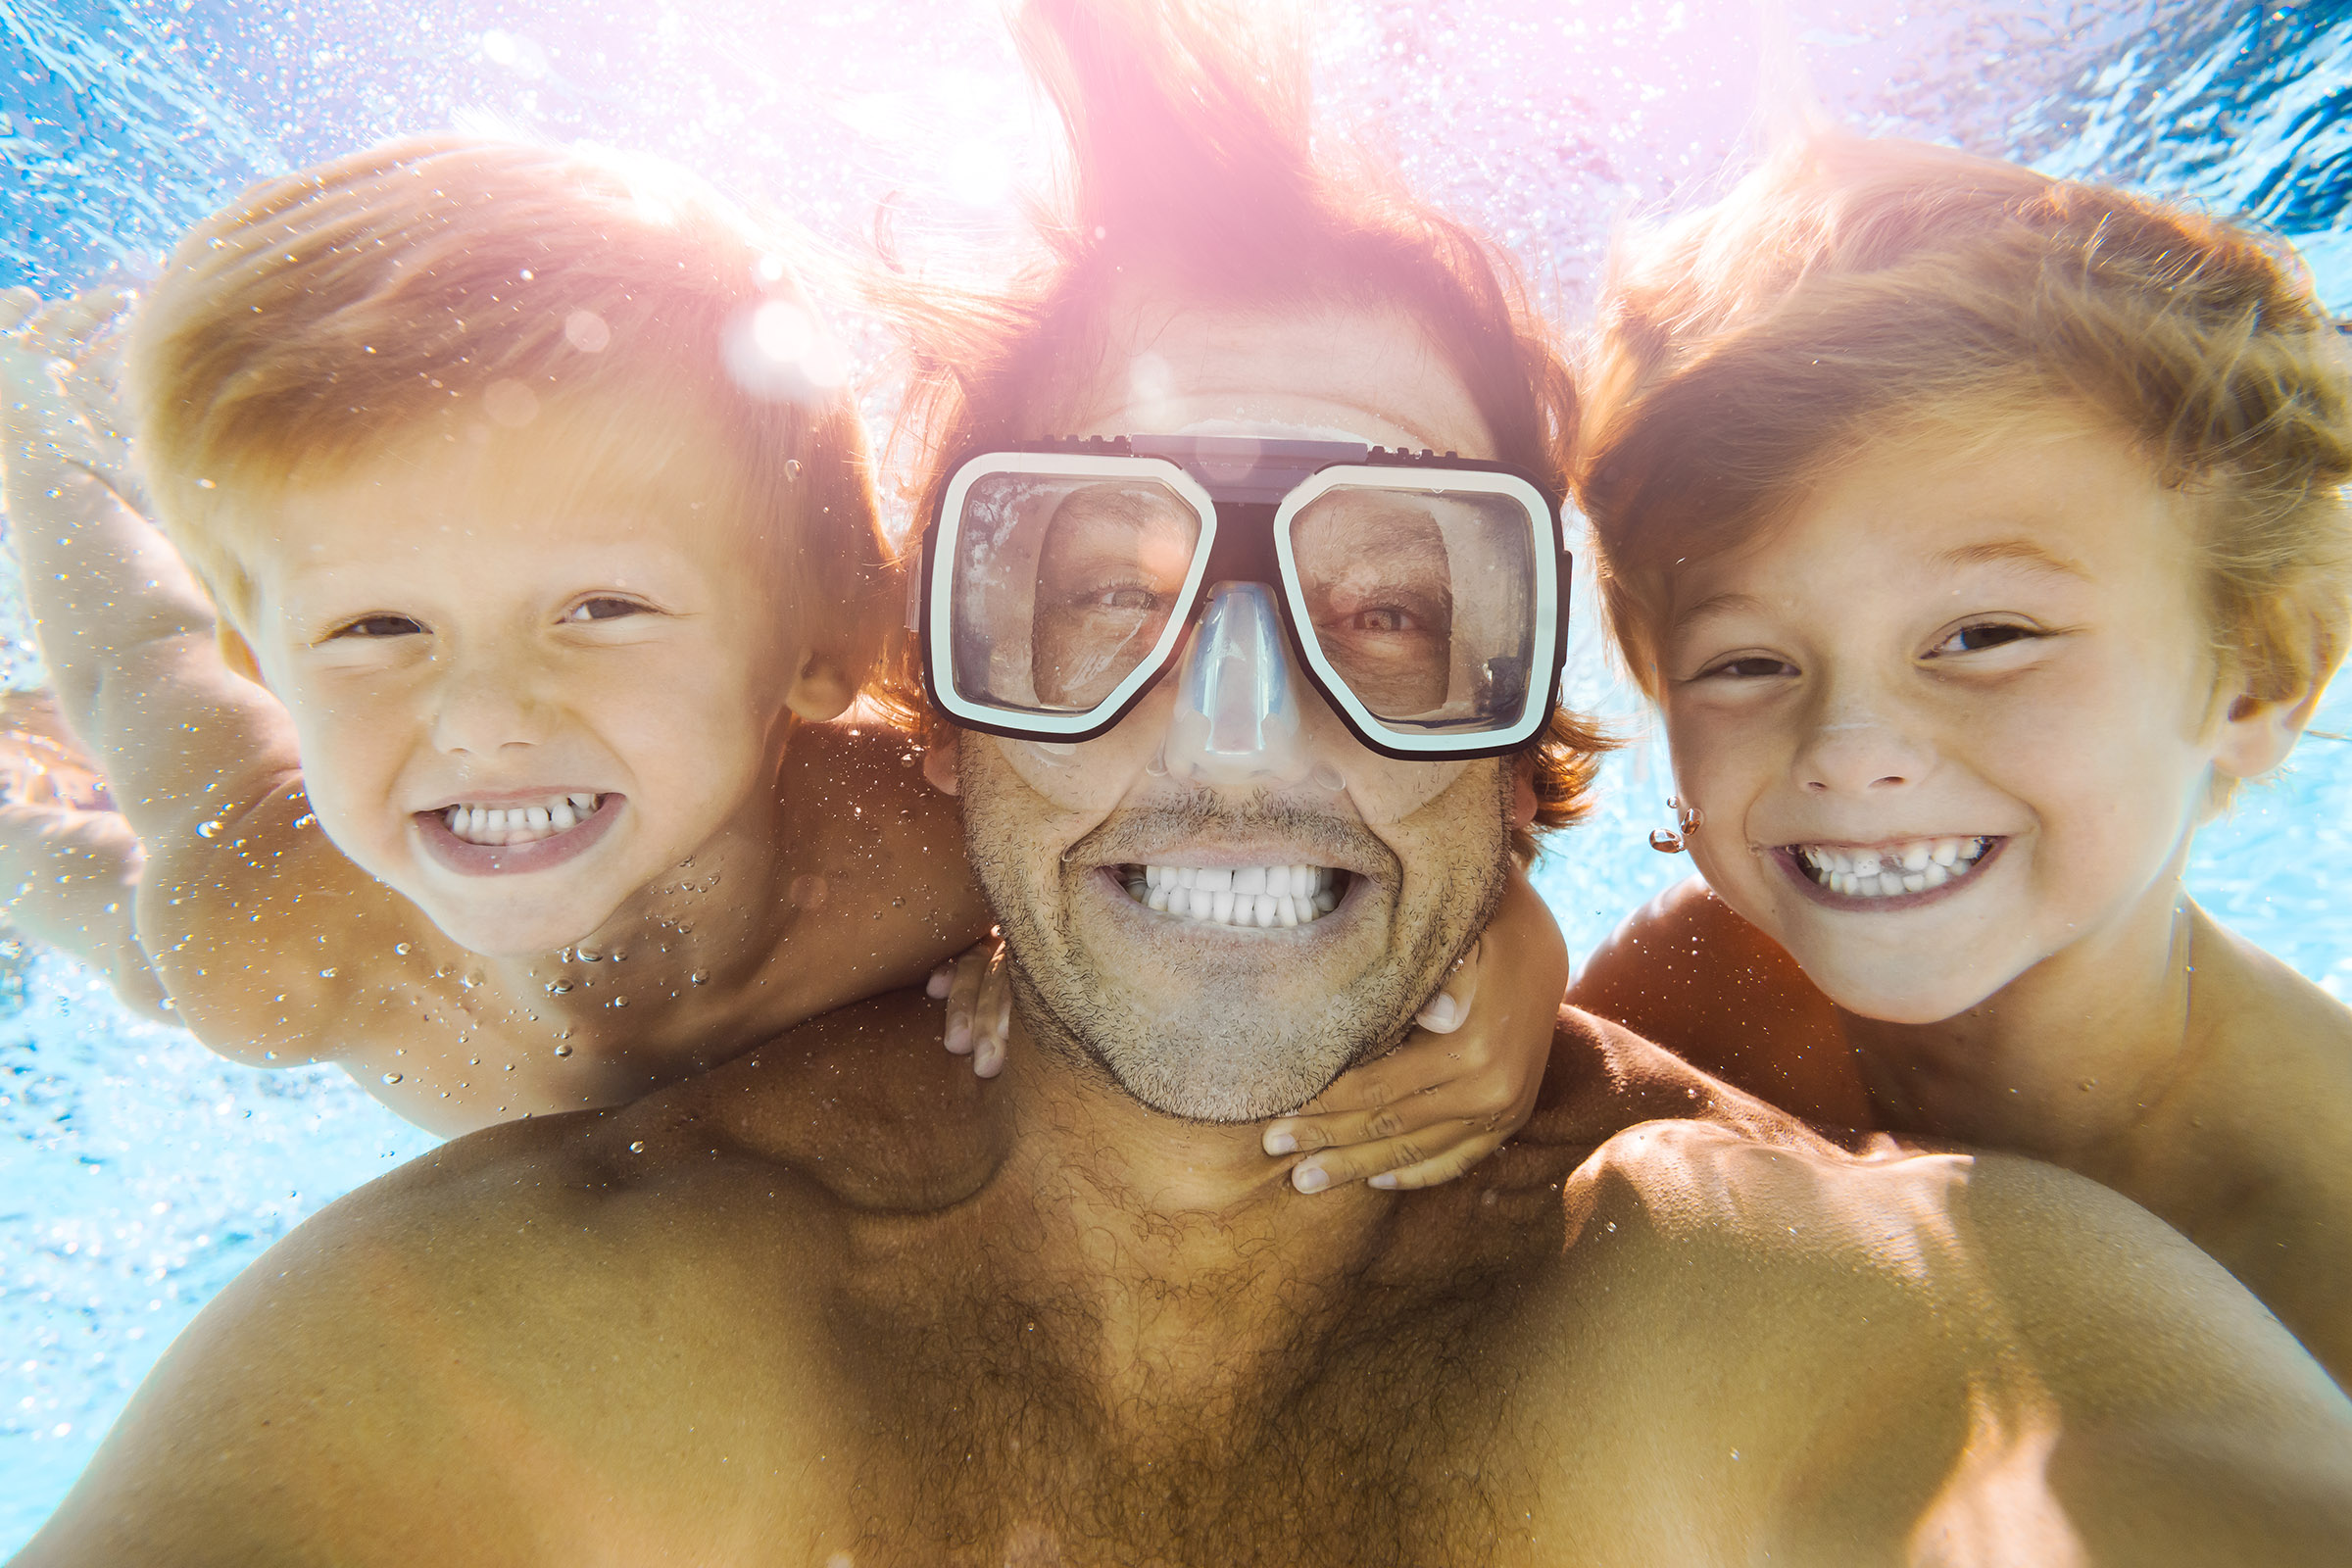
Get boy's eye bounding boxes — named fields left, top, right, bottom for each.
left=561, top=596, right=650, bottom=623
left=1931, top=622, right=2041, bottom=656
left=327, top=613, right=425, bottom=640
left=1701, top=654, right=1798, bottom=680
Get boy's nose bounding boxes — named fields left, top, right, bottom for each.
left=428, top=659, right=554, bottom=755
left=1791, top=686, right=1934, bottom=796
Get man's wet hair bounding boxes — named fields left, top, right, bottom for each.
left=879, top=0, right=1608, bottom=846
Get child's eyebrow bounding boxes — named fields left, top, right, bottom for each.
left=1669, top=591, right=1766, bottom=634
left=1935, top=539, right=2091, bottom=580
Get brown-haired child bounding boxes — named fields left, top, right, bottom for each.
left=1567, top=133, right=2352, bottom=1380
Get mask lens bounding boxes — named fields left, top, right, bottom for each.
left=948, top=472, right=1205, bottom=716
left=1286, top=485, right=1540, bottom=734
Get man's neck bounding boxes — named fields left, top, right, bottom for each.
left=981, top=1016, right=1401, bottom=1412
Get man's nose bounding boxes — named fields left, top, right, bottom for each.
left=1791, top=679, right=1935, bottom=796
left=1161, top=580, right=1315, bottom=789
left=427, top=647, right=554, bottom=757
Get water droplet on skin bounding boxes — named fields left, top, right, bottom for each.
left=577, top=949, right=604, bottom=962
left=394, top=943, right=411, bottom=956
left=319, top=967, right=337, bottom=978
left=628, top=1140, right=646, bottom=1153
left=553, top=1043, right=573, bottom=1057
left=610, top=996, right=628, bottom=1007
left=381, top=1071, right=403, bottom=1085
left=690, top=971, right=709, bottom=985
left=784, top=458, right=803, bottom=479
left=546, top=981, right=573, bottom=995
left=197, top=820, right=222, bottom=838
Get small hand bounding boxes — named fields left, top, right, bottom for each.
left=1262, top=870, right=1567, bottom=1194
left=927, top=932, right=1010, bottom=1078
left=0, top=284, right=147, bottom=512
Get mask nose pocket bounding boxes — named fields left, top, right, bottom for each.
left=1163, top=581, right=1313, bottom=788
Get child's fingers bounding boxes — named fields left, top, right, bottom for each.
left=1364, top=1135, right=1506, bottom=1192
left=940, top=946, right=990, bottom=1055
left=0, top=287, right=38, bottom=334
left=25, top=286, right=127, bottom=358
left=1285, top=1120, right=1501, bottom=1194
left=972, top=957, right=1012, bottom=1079
left=1413, top=941, right=1482, bottom=1034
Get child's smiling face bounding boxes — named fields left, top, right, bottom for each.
left=1656, top=412, right=2309, bottom=1023
left=229, top=398, right=832, bottom=958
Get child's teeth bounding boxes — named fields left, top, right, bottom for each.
left=1130, top=863, right=1344, bottom=926
left=441, top=794, right=601, bottom=848
left=1797, top=837, right=1995, bottom=901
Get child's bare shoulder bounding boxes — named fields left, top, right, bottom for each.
left=137, top=773, right=438, bottom=1063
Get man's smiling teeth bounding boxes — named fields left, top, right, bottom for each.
left=1796, top=836, right=1992, bottom=899
left=442, top=793, right=601, bottom=847
left=1123, top=863, right=1343, bottom=927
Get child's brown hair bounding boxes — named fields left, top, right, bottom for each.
left=127, top=133, right=889, bottom=680
left=1578, top=134, right=2352, bottom=729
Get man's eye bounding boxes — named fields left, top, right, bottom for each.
left=328, top=613, right=424, bottom=640
left=1932, top=622, right=2041, bottom=656
left=1347, top=606, right=1420, bottom=634
left=561, top=596, right=649, bottom=623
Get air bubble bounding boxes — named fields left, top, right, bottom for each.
left=690, top=971, right=709, bottom=985
left=319, top=967, right=337, bottom=978
left=546, top=981, right=573, bottom=995
left=553, top=1043, right=573, bottom=1057
left=394, top=943, right=411, bottom=956
left=197, top=820, right=222, bottom=838
left=381, top=1071, right=403, bottom=1085
left=628, top=1141, right=646, bottom=1153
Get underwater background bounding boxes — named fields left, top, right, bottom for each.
left=2, top=0, right=2348, bottom=1542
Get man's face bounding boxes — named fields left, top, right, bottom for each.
left=956, top=302, right=1520, bottom=1121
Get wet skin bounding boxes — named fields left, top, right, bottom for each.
left=19, top=306, right=2352, bottom=1567
left=1579, top=410, right=2352, bottom=1384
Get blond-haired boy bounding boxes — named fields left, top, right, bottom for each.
left=1566, top=134, right=2352, bottom=1380
left=2, top=134, right=993, bottom=1133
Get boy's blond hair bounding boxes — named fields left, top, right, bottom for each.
left=1578, top=135, right=2352, bottom=724
left=127, top=134, right=889, bottom=679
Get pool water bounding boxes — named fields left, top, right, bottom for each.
left=4, top=0, right=2349, bottom=1546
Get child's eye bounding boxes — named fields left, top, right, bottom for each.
left=1698, top=654, right=1798, bottom=680
left=561, top=596, right=651, bottom=623
left=1929, top=621, right=2042, bottom=657
left=326, top=613, right=424, bottom=640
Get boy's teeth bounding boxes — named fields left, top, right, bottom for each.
left=1793, top=836, right=1990, bottom=901
left=441, top=793, right=602, bottom=847
left=1128, top=863, right=1344, bottom=927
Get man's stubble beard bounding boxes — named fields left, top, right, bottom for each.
left=961, top=745, right=1517, bottom=1122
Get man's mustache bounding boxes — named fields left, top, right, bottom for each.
left=1062, top=792, right=1400, bottom=883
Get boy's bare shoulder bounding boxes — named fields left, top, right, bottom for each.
left=135, top=772, right=439, bottom=1062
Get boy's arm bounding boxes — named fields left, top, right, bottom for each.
left=1259, top=866, right=1569, bottom=1192
left=0, top=288, right=414, bottom=1059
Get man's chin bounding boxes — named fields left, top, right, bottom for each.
left=1077, top=1021, right=1367, bottom=1124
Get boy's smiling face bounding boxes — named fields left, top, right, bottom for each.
left=1657, top=412, right=2308, bottom=1023
left=229, top=398, right=825, bottom=958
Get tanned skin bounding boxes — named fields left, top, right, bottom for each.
left=17, top=301, right=2352, bottom=1568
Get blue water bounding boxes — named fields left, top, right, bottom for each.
left=4, top=0, right=2349, bottom=1546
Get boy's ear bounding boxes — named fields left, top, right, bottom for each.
left=217, top=624, right=267, bottom=689
left=2212, top=677, right=2324, bottom=782
left=922, top=726, right=961, bottom=797
left=783, top=652, right=857, bottom=723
